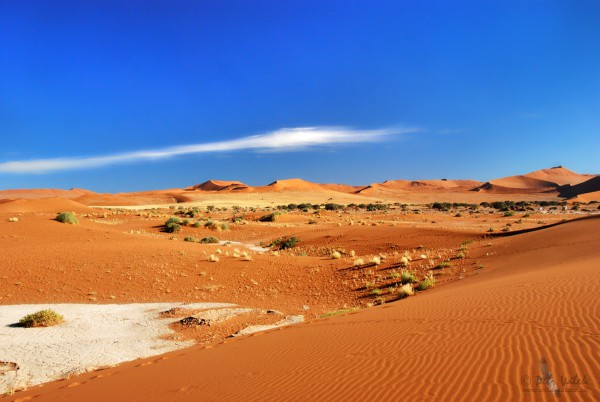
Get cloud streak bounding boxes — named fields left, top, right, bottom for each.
left=0, top=126, right=418, bottom=173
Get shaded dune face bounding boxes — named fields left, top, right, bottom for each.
left=11, top=217, right=600, bottom=401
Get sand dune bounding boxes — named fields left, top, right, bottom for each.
left=1, top=166, right=591, bottom=207
left=0, top=188, right=95, bottom=200
left=189, top=180, right=252, bottom=192
left=559, top=176, right=600, bottom=201
left=357, top=179, right=482, bottom=196
left=262, top=178, right=329, bottom=192
left=13, top=217, right=599, bottom=401
left=475, top=166, right=594, bottom=194
left=0, top=197, right=96, bottom=213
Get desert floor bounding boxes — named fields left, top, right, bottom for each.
left=1, top=197, right=598, bottom=401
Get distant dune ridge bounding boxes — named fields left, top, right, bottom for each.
left=473, top=166, right=594, bottom=194
left=1, top=167, right=598, bottom=209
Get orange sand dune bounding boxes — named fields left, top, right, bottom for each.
left=569, top=190, right=600, bottom=203
left=189, top=180, right=253, bottom=192
left=261, top=178, right=329, bottom=192
left=559, top=176, right=600, bottom=201
left=15, top=217, right=599, bottom=401
left=356, top=179, right=481, bottom=196
left=0, top=197, right=97, bottom=213
left=475, top=166, right=594, bottom=194
left=0, top=188, right=95, bottom=200
left=525, top=166, right=594, bottom=186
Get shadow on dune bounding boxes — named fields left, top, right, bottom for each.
left=486, top=214, right=600, bottom=238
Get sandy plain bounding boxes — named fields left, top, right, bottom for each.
left=1, top=166, right=599, bottom=401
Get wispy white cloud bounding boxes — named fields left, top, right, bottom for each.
left=0, top=126, right=420, bottom=173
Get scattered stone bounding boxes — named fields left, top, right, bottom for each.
left=179, top=317, right=210, bottom=327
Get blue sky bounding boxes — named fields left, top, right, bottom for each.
left=1, top=0, right=599, bottom=192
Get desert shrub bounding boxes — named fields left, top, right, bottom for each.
left=366, top=203, right=388, bottom=211
left=181, top=218, right=191, bottom=226
left=281, top=237, right=300, bottom=249
left=199, top=236, right=219, bottom=244
left=204, top=220, right=220, bottom=230
left=436, top=261, right=451, bottom=269
left=370, top=288, right=383, bottom=296
left=192, top=221, right=203, bottom=228
left=164, top=217, right=181, bottom=233
left=208, top=254, right=219, bottom=262
left=397, top=283, right=414, bottom=298
left=456, top=251, right=466, bottom=259
left=268, top=236, right=300, bottom=250
left=183, top=236, right=196, bottom=242
left=353, top=258, right=365, bottom=266
left=431, top=202, right=452, bottom=211
left=399, top=256, right=410, bottom=267
left=324, top=203, right=344, bottom=211
left=503, top=211, right=515, bottom=217
left=19, top=309, right=63, bottom=327
left=400, top=270, right=417, bottom=283
left=220, top=223, right=229, bottom=231
left=259, top=212, right=282, bottom=222
left=416, top=275, right=436, bottom=291
left=56, top=212, right=78, bottom=224
left=331, top=251, right=342, bottom=259
left=372, top=256, right=381, bottom=265
left=8, top=217, right=19, bottom=222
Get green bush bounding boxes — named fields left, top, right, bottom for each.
left=259, top=212, right=281, bottom=222
left=268, top=236, right=300, bottom=250
left=56, top=212, right=78, bottom=224
left=324, top=203, right=343, bottom=211
left=183, top=236, right=196, bottom=242
left=164, top=217, right=181, bottom=233
left=204, top=220, right=220, bottom=230
left=400, top=270, right=417, bottom=283
left=199, top=236, right=219, bottom=244
left=19, top=309, right=63, bottom=327
left=416, top=276, right=436, bottom=291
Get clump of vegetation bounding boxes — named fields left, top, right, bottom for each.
left=183, top=236, right=196, bottom=242
left=181, top=218, right=191, bottom=226
left=56, top=212, right=78, bottom=224
left=19, top=309, right=63, bottom=327
left=397, top=283, right=414, bottom=298
left=503, top=211, right=516, bottom=217
left=353, top=258, right=364, bottom=266
left=366, top=203, right=388, bottom=211
left=192, top=221, right=203, bottom=228
left=399, top=256, right=410, bottom=267
left=456, top=251, right=466, bottom=259
left=220, top=223, right=229, bottom=231
left=372, top=256, right=381, bottom=266
left=8, top=217, right=19, bottom=222
left=199, top=236, right=219, bottom=244
left=436, top=261, right=451, bottom=269
left=267, top=236, right=301, bottom=250
left=259, top=212, right=282, bottom=222
left=324, top=203, right=344, bottom=211
left=203, top=220, right=219, bottom=230
left=208, top=254, right=219, bottom=262
left=416, top=274, right=436, bottom=291
left=370, top=288, right=383, bottom=296
left=331, top=250, right=342, bottom=259
left=164, top=217, right=181, bottom=233
left=400, top=270, right=417, bottom=283
left=388, top=271, right=401, bottom=279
